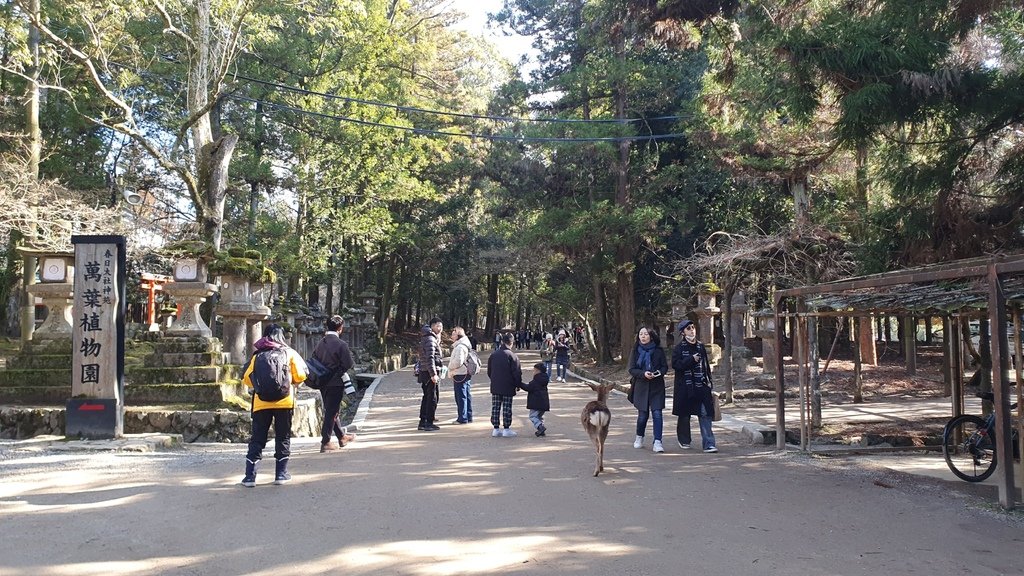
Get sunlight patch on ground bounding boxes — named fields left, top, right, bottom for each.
left=332, top=533, right=639, bottom=574
left=0, top=493, right=149, bottom=514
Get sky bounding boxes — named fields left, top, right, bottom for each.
left=446, top=0, right=535, bottom=68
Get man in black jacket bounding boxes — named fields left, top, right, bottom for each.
left=418, top=317, right=444, bottom=431
left=312, top=315, right=356, bottom=452
left=486, top=332, right=521, bottom=437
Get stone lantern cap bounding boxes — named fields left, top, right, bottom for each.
left=17, top=247, right=75, bottom=283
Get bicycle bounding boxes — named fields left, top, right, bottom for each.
left=942, top=392, right=1021, bottom=482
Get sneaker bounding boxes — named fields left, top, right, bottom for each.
left=273, top=472, right=291, bottom=485
left=240, top=476, right=256, bottom=488
left=653, top=440, right=665, bottom=453
left=502, top=428, right=518, bottom=437
left=320, top=442, right=339, bottom=453
left=422, top=424, right=440, bottom=431
left=704, top=446, right=718, bottom=453
left=491, top=428, right=502, bottom=437
left=339, top=433, right=356, bottom=446
left=633, top=435, right=644, bottom=449
left=678, top=441, right=691, bottom=449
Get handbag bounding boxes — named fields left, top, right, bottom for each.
left=304, top=357, right=334, bottom=390
left=627, top=375, right=637, bottom=404
left=711, top=391, right=722, bottom=422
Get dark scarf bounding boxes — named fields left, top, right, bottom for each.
left=636, top=341, right=656, bottom=371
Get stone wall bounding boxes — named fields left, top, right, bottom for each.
left=0, top=390, right=325, bottom=443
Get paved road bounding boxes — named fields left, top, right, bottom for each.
left=1, top=349, right=1022, bottom=576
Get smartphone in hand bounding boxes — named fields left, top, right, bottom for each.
left=652, top=371, right=662, bottom=377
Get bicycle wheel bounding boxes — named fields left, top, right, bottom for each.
left=942, top=414, right=997, bottom=482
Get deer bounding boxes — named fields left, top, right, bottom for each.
left=580, top=382, right=613, bottom=477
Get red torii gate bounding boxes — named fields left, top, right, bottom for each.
left=139, top=272, right=172, bottom=328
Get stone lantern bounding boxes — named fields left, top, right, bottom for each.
left=359, top=290, right=379, bottom=324
left=215, top=272, right=271, bottom=365
left=21, top=249, right=75, bottom=343
left=164, top=257, right=218, bottom=337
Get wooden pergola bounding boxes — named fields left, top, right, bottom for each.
left=773, top=252, right=1024, bottom=509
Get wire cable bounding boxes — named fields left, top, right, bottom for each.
left=230, top=94, right=688, bottom=143
left=232, top=73, right=691, bottom=126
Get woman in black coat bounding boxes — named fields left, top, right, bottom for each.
left=627, top=326, right=669, bottom=453
left=671, top=320, right=717, bottom=452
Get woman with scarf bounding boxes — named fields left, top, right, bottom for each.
left=628, top=326, right=669, bottom=453
left=672, top=319, right=717, bottom=453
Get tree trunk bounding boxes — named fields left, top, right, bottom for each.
left=593, top=277, right=613, bottom=363
left=25, top=0, right=41, bottom=180
left=485, top=273, right=500, bottom=335
left=613, top=32, right=634, bottom=363
left=378, top=253, right=397, bottom=335
left=721, top=284, right=735, bottom=403
left=789, top=174, right=811, bottom=229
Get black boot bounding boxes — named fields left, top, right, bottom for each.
left=241, top=458, right=258, bottom=487
left=273, top=457, right=290, bottom=485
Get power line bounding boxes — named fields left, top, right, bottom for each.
left=232, top=73, right=691, bottom=126
left=230, top=94, right=688, bottom=143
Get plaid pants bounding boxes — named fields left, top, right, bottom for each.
left=490, top=394, right=514, bottom=428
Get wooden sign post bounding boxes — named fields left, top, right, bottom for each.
left=67, top=235, right=126, bottom=439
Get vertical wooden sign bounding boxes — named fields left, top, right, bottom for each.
left=67, top=235, right=126, bottom=439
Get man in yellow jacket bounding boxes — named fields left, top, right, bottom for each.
left=241, top=323, right=307, bottom=486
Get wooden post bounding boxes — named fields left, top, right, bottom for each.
left=986, top=264, right=1015, bottom=509
left=1014, top=306, right=1023, bottom=500
left=853, top=316, right=863, bottom=403
left=796, top=315, right=808, bottom=451
left=904, top=315, right=917, bottom=375
left=953, top=316, right=965, bottom=417
left=774, top=301, right=786, bottom=451
left=941, top=315, right=953, bottom=397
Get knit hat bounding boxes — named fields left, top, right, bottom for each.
left=677, top=319, right=694, bottom=333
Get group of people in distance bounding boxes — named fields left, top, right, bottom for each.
left=419, top=319, right=552, bottom=438
left=236, top=313, right=718, bottom=487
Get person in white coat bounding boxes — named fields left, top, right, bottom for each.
left=448, top=326, right=475, bottom=424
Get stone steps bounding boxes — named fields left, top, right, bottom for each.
left=6, top=354, right=73, bottom=370
left=127, top=365, right=241, bottom=386
left=0, top=369, right=71, bottom=387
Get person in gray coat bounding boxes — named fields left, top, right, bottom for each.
left=627, top=326, right=668, bottom=453
left=486, top=332, right=521, bottom=437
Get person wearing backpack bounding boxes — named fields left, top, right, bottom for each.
left=311, top=315, right=356, bottom=453
left=448, top=326, right=477, bottom=424
left=240, top=323, right=307, bottom=487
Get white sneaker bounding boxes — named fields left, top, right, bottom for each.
left=491, top=428, right=501, bottom=437
left=502, top=428, right=517, bottom=437
left=679, top=442, right=691, bottom=449
left=704, top=446, right=718, bottom=453
left=653, top=440, right=664, bottom=453
left=633, top=435, right=643, bottom=449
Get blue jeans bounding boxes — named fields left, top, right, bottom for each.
left=453, top=374, right=473, bottom=423
left=556, top=361, right=567, bottom=380
left=635, top=408, right=663, bottom=441
left=677, top=403, right=716, bottom=449
left=543, top=359, right=553, bottom=376
left=529, top=409, right=546, bottom=430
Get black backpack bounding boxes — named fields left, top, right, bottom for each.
left=251, top=348, right=292, bottom=401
